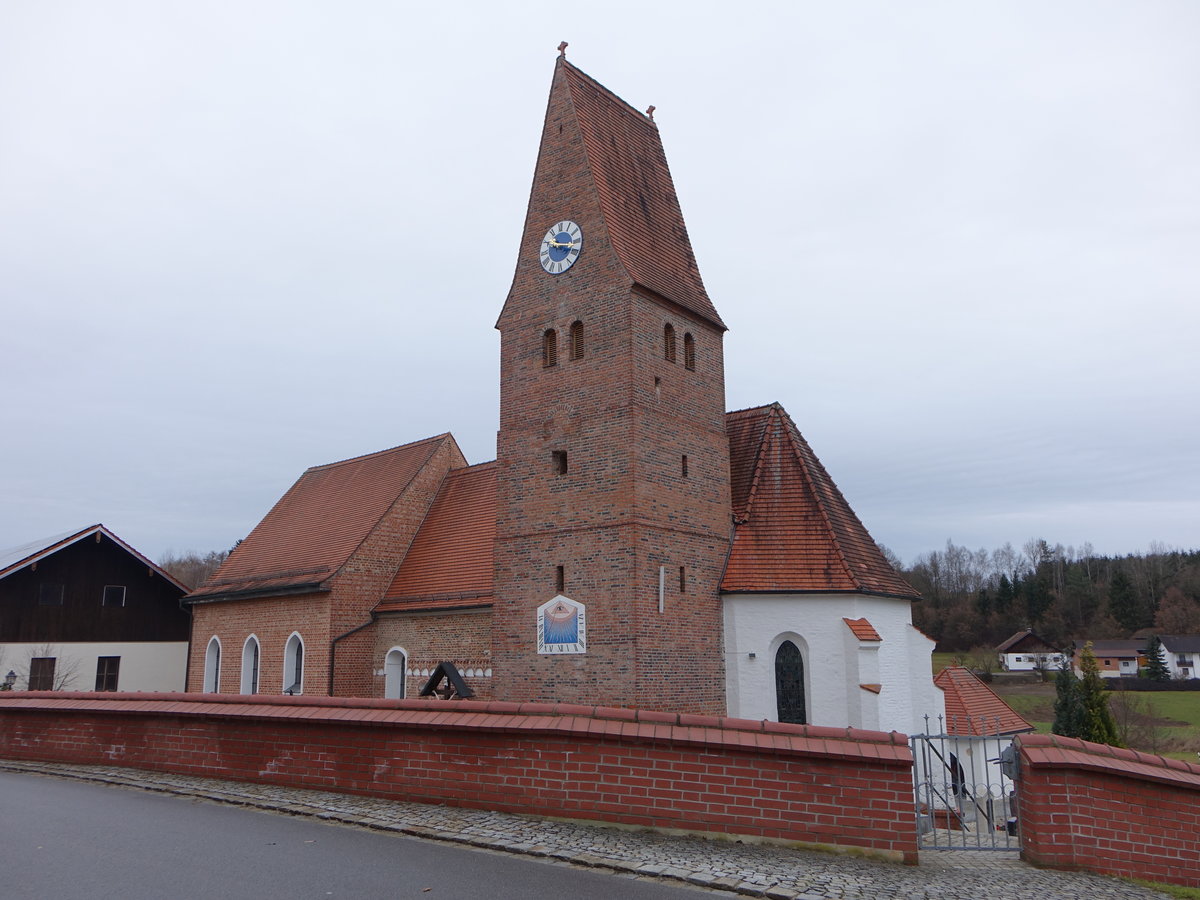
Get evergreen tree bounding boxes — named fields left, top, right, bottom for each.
left=995, top=574, right=1014, bottom=613
left=1108, top=569, right=1146, bottom=632
left=1077, top=643, right=1121, bottom=746
left=1052, top=657, right=1084, bottom=738
left=1143, top=635, right=1170, bottom=681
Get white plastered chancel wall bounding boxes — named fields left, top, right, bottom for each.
left=723, top=592, right=945, bottom=736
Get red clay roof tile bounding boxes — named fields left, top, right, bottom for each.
left=934, top=666, right=1033, bottom=736
left=376, top=462, right=496, bottom=612
left=844, top=617, right=882, bottom=641
left=188, top=435, right=457, bottom=600
left=721, top=404, right=919, bottom=598
left=559, top=60, right=724, bottom=331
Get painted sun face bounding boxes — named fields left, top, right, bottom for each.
left=540, top=220, right=582, bottom=274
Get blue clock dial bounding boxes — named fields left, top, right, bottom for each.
left=540, top=220, right=582, bottom=274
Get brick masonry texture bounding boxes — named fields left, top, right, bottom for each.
left=0, top=693, right=918, bottom=863
left=187, top=438, right=464, bottom=696
left=493, top=58, right=730, bottom=714
left=1017, top=732, right=1200, bottom=888
left=372, top=608, right=494, bottom=700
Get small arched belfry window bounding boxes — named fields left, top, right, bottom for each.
left=543, top=329, right=558, bottom=367
left=663, top=323, right=676, bottom=362
left=569, top=320, right=584, bottom=360
left=683, top=333, right=695, bottom=371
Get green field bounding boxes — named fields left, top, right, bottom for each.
left=990, top=680, right=1200, bottom=761
left=931, top=651, right=960, bottom=674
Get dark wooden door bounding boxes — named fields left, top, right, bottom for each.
left=775, top=640, right=807, bottom=724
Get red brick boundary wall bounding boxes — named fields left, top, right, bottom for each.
left=0, top=692, right=917, bottom=863
left=1017, top=733, right=1200, bottom=888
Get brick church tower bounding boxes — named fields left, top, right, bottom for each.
left=492, top=55, right=731, bottom=714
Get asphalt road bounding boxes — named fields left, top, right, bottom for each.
left=1, top=771, right=712, bottom=900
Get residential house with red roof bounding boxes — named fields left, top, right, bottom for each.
left=0, top=525, right=189, bottom=692
left=185, top=53, right=944, bottom=733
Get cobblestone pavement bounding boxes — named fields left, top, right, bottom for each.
left=0, top=758, right=1170, bottom=900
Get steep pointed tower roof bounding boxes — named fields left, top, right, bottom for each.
left=722, top=404, right=919, bottom=599
left=501, top=56, right=724, bottom=331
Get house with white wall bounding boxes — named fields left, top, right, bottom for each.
left=0, top=525, right=190, bottom=692
left=1156, top=636, right=1199, bottom=680
left=996, top=630, right=1064, bottom=672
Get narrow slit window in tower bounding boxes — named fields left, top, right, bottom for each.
left=543, top=329, right=558, bottom=367
left=569, top=320, right=584, bottom=360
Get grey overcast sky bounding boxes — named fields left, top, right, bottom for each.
left=1, top=1, right=1197, bottom=567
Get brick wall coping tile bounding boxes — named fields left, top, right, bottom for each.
left=0, top=692, right=911, bottom=765
left=1017, top=732, right=1200, bottom=789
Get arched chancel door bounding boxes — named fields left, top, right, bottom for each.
left=775, top=640, right=806, bottom=724
left=384, top=649, right=407, bottom=700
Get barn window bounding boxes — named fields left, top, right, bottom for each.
left=543, top=329, right=558, bottom=367
left=95, top=656, right=120, bottom=692
left=203, top=637, right=221, bottom=693
left=569, top=320, right=584, bottom=360
left=38, top=583, right=64, bottom=606
left=240, top=635, right=260, bottom=694
left=283, top=632, right=305, bottom=695
left=28, top=657, right=56, bottom=691
left=102, top=585, right=126, bottom=607
left=683, top=333, right=695, bottom=371
left=663, top=323, right=676, bottom=362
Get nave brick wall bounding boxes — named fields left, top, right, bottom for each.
left=372, top=608, right=494, bottom=700
left=1016, top=733, right=1200, bottom=888
left=0, top=693, right=916, bottom=863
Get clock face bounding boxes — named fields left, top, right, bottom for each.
left=539, top=220, right=582, bottom=274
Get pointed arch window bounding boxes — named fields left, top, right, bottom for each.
left=240, top=635, right=260, bottom=694
left=569, top=320, right=584, bottom=360
left=203, top=637, right=221, bottom=693
left=283, top=632, right=304, bottom=695
left=663, top=324, right=676, bottom=362
left=775, top=640, right=807, bottom=724
left=542, top=329, right=558, bottom=367
left=683, top=333, right=695, bottom=371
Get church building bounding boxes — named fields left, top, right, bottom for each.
left=185, top=52, right=944, bottom=735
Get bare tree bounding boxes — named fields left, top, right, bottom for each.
left=159, top=549, right=231, bottom=591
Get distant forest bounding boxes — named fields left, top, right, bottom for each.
left=884, top=539, right=1200, bottom=653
